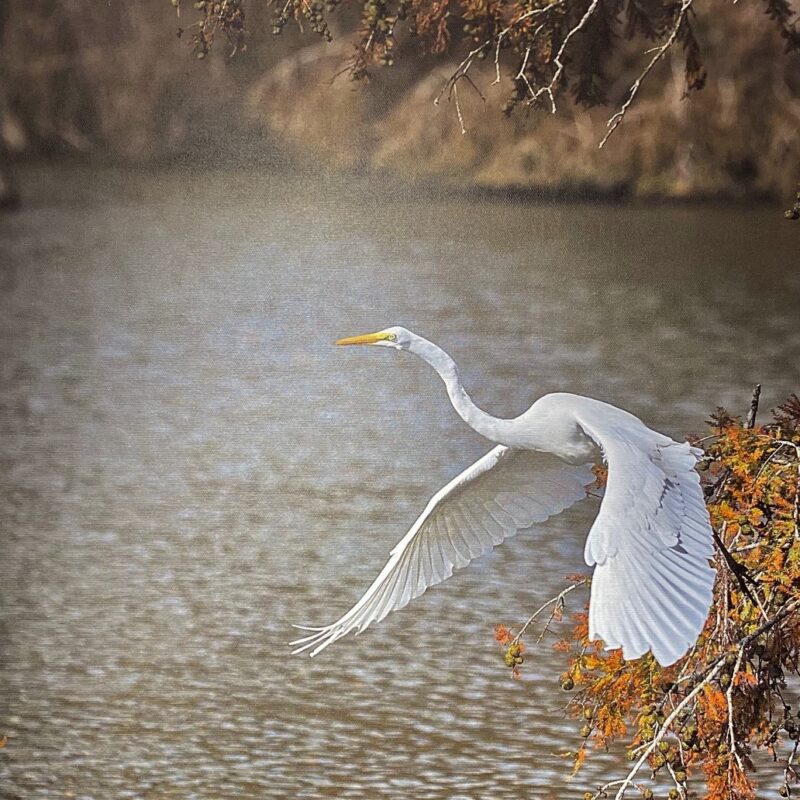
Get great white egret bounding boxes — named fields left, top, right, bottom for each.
left=292, top=327, right=715, bottom=666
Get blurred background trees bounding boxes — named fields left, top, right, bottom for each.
left=0, top=0, right=798, bottom=199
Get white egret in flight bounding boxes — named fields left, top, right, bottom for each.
left=292, top=327, right=715, bottom=666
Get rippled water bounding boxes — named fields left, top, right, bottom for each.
left=1, top=167, right=799, bottom=799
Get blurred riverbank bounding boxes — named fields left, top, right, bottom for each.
left=1, top=0, right=799, bottom=203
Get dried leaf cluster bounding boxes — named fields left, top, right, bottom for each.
left=175, top=0, right=247, bottom=58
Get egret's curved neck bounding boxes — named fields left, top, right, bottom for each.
left=408, top=337, right=511, bottom=443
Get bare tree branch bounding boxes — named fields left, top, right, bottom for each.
left=598, top=0, right=694, bottom=148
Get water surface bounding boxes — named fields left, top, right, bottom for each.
left=1, top=167, right=799, bottom=799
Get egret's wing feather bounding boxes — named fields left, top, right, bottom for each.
left=292, top=446, right=595, bottom=656
left=576, top=406, right=715, bottom=667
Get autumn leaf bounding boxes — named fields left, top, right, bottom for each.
left=733, top=668, right=758, bottom=688
left=494, top=624, right=513, bottom=646
left=570, top=743, right=587, bottom=778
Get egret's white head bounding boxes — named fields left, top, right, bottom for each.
left=335, top=326, right=414, bottom=351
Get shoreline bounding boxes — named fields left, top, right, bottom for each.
left=4, top=157, right=788, bottom=214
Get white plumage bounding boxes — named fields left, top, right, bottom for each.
left=292, top=327, right=716, bottom=666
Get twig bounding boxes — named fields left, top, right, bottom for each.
left=712, top=526, right=758, bottom=606
left=512, top=579, right=588, bottom=645
left=754, top=441, right=792, bottom=482
left=752, top=436, right=800, bottom=540
left=692, top=599, right=800, bottom=686
left=515, top=46, right=531, bottom=82
left=774, top=439, right=800, bottom=539
left=492, top=37, right=503, bottom=85
left=531, top=0, right=601, bottom=112
left=599, top=0, right=693, bottom=148
left=785, top=735, right=799, bottom=792
left=589, top=778, right=644, bottom=799
left=453, top=82, right=467, bottom=135
left=726, top=646, right=745, bottom=770
left=611, top=659, right=726, bottom=799
left=436, top=0, right=564, bottom=111
left=747, top=384, right=762, bottom=430
left=665, top=761, right=687, bottom=799
left=731, top=542, right=761, bottom=554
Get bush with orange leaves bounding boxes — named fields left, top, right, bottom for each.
left=495, top=392, right=800, bottom=800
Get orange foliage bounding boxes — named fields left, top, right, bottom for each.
left=494, top=624, right=514, bottom=646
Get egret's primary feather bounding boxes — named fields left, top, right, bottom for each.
left=291, top=447, right=594, bottom=656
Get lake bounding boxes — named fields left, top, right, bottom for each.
left=1, top=166, right=799, bottom=799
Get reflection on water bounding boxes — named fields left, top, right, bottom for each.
left=0, top=167, right=799, bottom=799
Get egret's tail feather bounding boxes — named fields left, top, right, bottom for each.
left=290, top=625, right=345, bottom=656
left=289, top=629, right=325, bottom=646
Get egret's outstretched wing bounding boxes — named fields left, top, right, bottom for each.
left=292, top=447, right=595, bottom=656
left=576, top=405, right=715, bottom=667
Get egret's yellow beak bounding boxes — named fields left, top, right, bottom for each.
left=335, top=331, right=395, bottom=346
